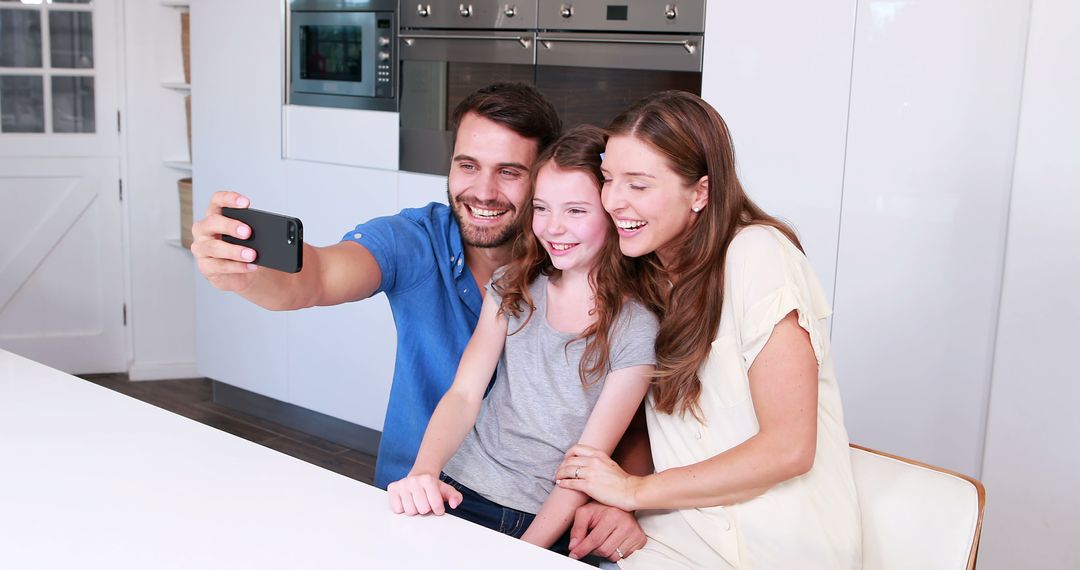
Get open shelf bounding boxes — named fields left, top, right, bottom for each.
left=164, top=160, right=192, bottom=171
left=165, top=238, right=191, bottom=252
left=161, top=81, right=191, bottom=92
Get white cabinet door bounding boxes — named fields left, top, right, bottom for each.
left=830, top=0, right=1030, bottom=475
left=190, top=0, right=290, bottom=396
left=700, top=1, right=857, bottom=300
left=284, top=161, right=400, bottom=431
left=0, top=157, right=125, bottom=373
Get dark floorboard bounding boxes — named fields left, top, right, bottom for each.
left=79, top=373, right=376, bottom=485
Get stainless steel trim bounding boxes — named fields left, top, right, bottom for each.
left=537, top=35, right=698, bottom=54
left=282, top=0, right=290, bottom=159
left=535, top=32, right=703, bottom=72
left=400, top=33, right=532, bottom=49
left=290, top=0, right=396, bottom=12
left=399, top=31, right=536, bottom=65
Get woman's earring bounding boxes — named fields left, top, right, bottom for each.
left=692, top=206, right=702, bottom=213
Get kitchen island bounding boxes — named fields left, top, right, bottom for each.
left=0, top=349, right=584, bottom=569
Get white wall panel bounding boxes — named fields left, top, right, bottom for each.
left=283, top=161, right=399, bottom=430
left=979, top=0, right=1080, bottom=567
left=700, top=0, right=857, bottom=299
left=831, top=0, right=1030, bottom=475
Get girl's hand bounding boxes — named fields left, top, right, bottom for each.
left=386, top=472, right=463, bottom=516
left=556, top=445, right=643, bottom=512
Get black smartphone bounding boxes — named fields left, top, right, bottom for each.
left=221, top=207, right=303, bottom=273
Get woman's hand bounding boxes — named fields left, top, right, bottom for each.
left=386, top=472, right=463, bottom=516
left=556, top=445, right=643, bottom=512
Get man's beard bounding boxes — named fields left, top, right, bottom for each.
left=448, top=187, right=521, bottom=249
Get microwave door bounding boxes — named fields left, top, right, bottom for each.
left=292, top=12, right=376, bottom=98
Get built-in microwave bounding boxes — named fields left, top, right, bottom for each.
left=288, top=0, right=396, bottom=112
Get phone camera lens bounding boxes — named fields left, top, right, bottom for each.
left=287, top=222, right=297, bottom=245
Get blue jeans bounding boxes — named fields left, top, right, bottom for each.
left=440, top=474, right=603, bottom=566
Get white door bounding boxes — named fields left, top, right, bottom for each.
left=0, top=0, right=126, bottom=373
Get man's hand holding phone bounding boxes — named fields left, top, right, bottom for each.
left=191, top=191, right=262, bottom=292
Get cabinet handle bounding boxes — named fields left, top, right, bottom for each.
left=537, top=36, right=698, bottom=55
left=417, top=4, right=430, bottom=17
left=400, top=33, right=533, bottom=49
left=459, top=4, right=472, bottom=17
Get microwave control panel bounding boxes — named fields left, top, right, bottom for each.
left=375, top=16, right=394, bottom=97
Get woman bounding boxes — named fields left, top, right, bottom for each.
left=556, top=92, right=862, bottom=569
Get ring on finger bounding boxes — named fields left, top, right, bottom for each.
left=615, top=546, right=624, bottom=559
left=573, top=466, right=581, bottom=479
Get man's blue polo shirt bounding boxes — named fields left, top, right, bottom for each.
left=341, top=202, right=483, bottom=488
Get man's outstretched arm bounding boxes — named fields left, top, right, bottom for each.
left=191, top=191, right=381, bottom=310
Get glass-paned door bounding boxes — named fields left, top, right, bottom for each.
left=0, top=0, right=125, bottom=374
left=0, top=0, right=116, bottom=155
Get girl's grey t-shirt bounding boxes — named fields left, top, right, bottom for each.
left=443, top=273, right=659, bottom=514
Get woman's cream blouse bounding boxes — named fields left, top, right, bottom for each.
left=621, top=225, right=862, bottom=570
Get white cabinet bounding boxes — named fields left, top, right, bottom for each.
left=978, top=0, right=1080, bottom=567
left=283, top=161, right=399, bottom=429
left=700, top=1, right=857, bottom=300
left=830, top=0, right=1029, bottom=476
left=191, top=0, right=289, bottom=400
left=398, top=170, right=449, bottom=210
left=701, top=0, right=1030, bottom=477
left=284, top=105, right=399, bottom=171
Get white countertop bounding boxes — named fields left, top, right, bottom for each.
left=0, top=350, right=585, bottom=569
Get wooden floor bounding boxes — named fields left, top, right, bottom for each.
left=79, top=374, right=376, bottom=485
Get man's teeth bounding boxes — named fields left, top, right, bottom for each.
left=471, top=206, right=506, bottom=218
left=550, top=243, right=577, bottom=251
left=616, top=219, right=647, bottom=230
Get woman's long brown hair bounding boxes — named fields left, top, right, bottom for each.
left=608, top=91, right=803, bottom=419
left=495, top=125, right=655, bottom=386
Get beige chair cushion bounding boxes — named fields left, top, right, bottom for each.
left=850, top=446, right=982, bottom=570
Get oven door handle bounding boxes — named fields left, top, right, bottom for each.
left=400, top=33, right=532, bottom=49
left=536, top=36, right=698, bottom=55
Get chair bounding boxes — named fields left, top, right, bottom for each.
left=849, top=444, right=986, bottom=570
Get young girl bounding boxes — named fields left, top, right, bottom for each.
left=556, top=92, right=862, bottom=569
left=386, top=126, right=658, bottom=556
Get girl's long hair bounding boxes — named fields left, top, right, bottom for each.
left=608, top=91, right=803, bottom=419
left=495, top=125, right=657, bottom=386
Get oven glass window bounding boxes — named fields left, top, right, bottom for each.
left=299, top=25, right=363, bottom=82
left=536, top=66, right=701, bottom=129
left=400, top=61, right=534, bottom=132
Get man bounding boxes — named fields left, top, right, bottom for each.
left=192, top=82, right=642, bottom=561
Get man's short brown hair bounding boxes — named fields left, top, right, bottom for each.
left=450, top=82, right=562, bottom=153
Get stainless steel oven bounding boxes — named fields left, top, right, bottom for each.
left=288, top=0, right=397, bottom=112
left=534, top=0, right=704, bottom=128
left=398, top=1, right=539, bottom=175
left=397, top=0, right=705, bottom=176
